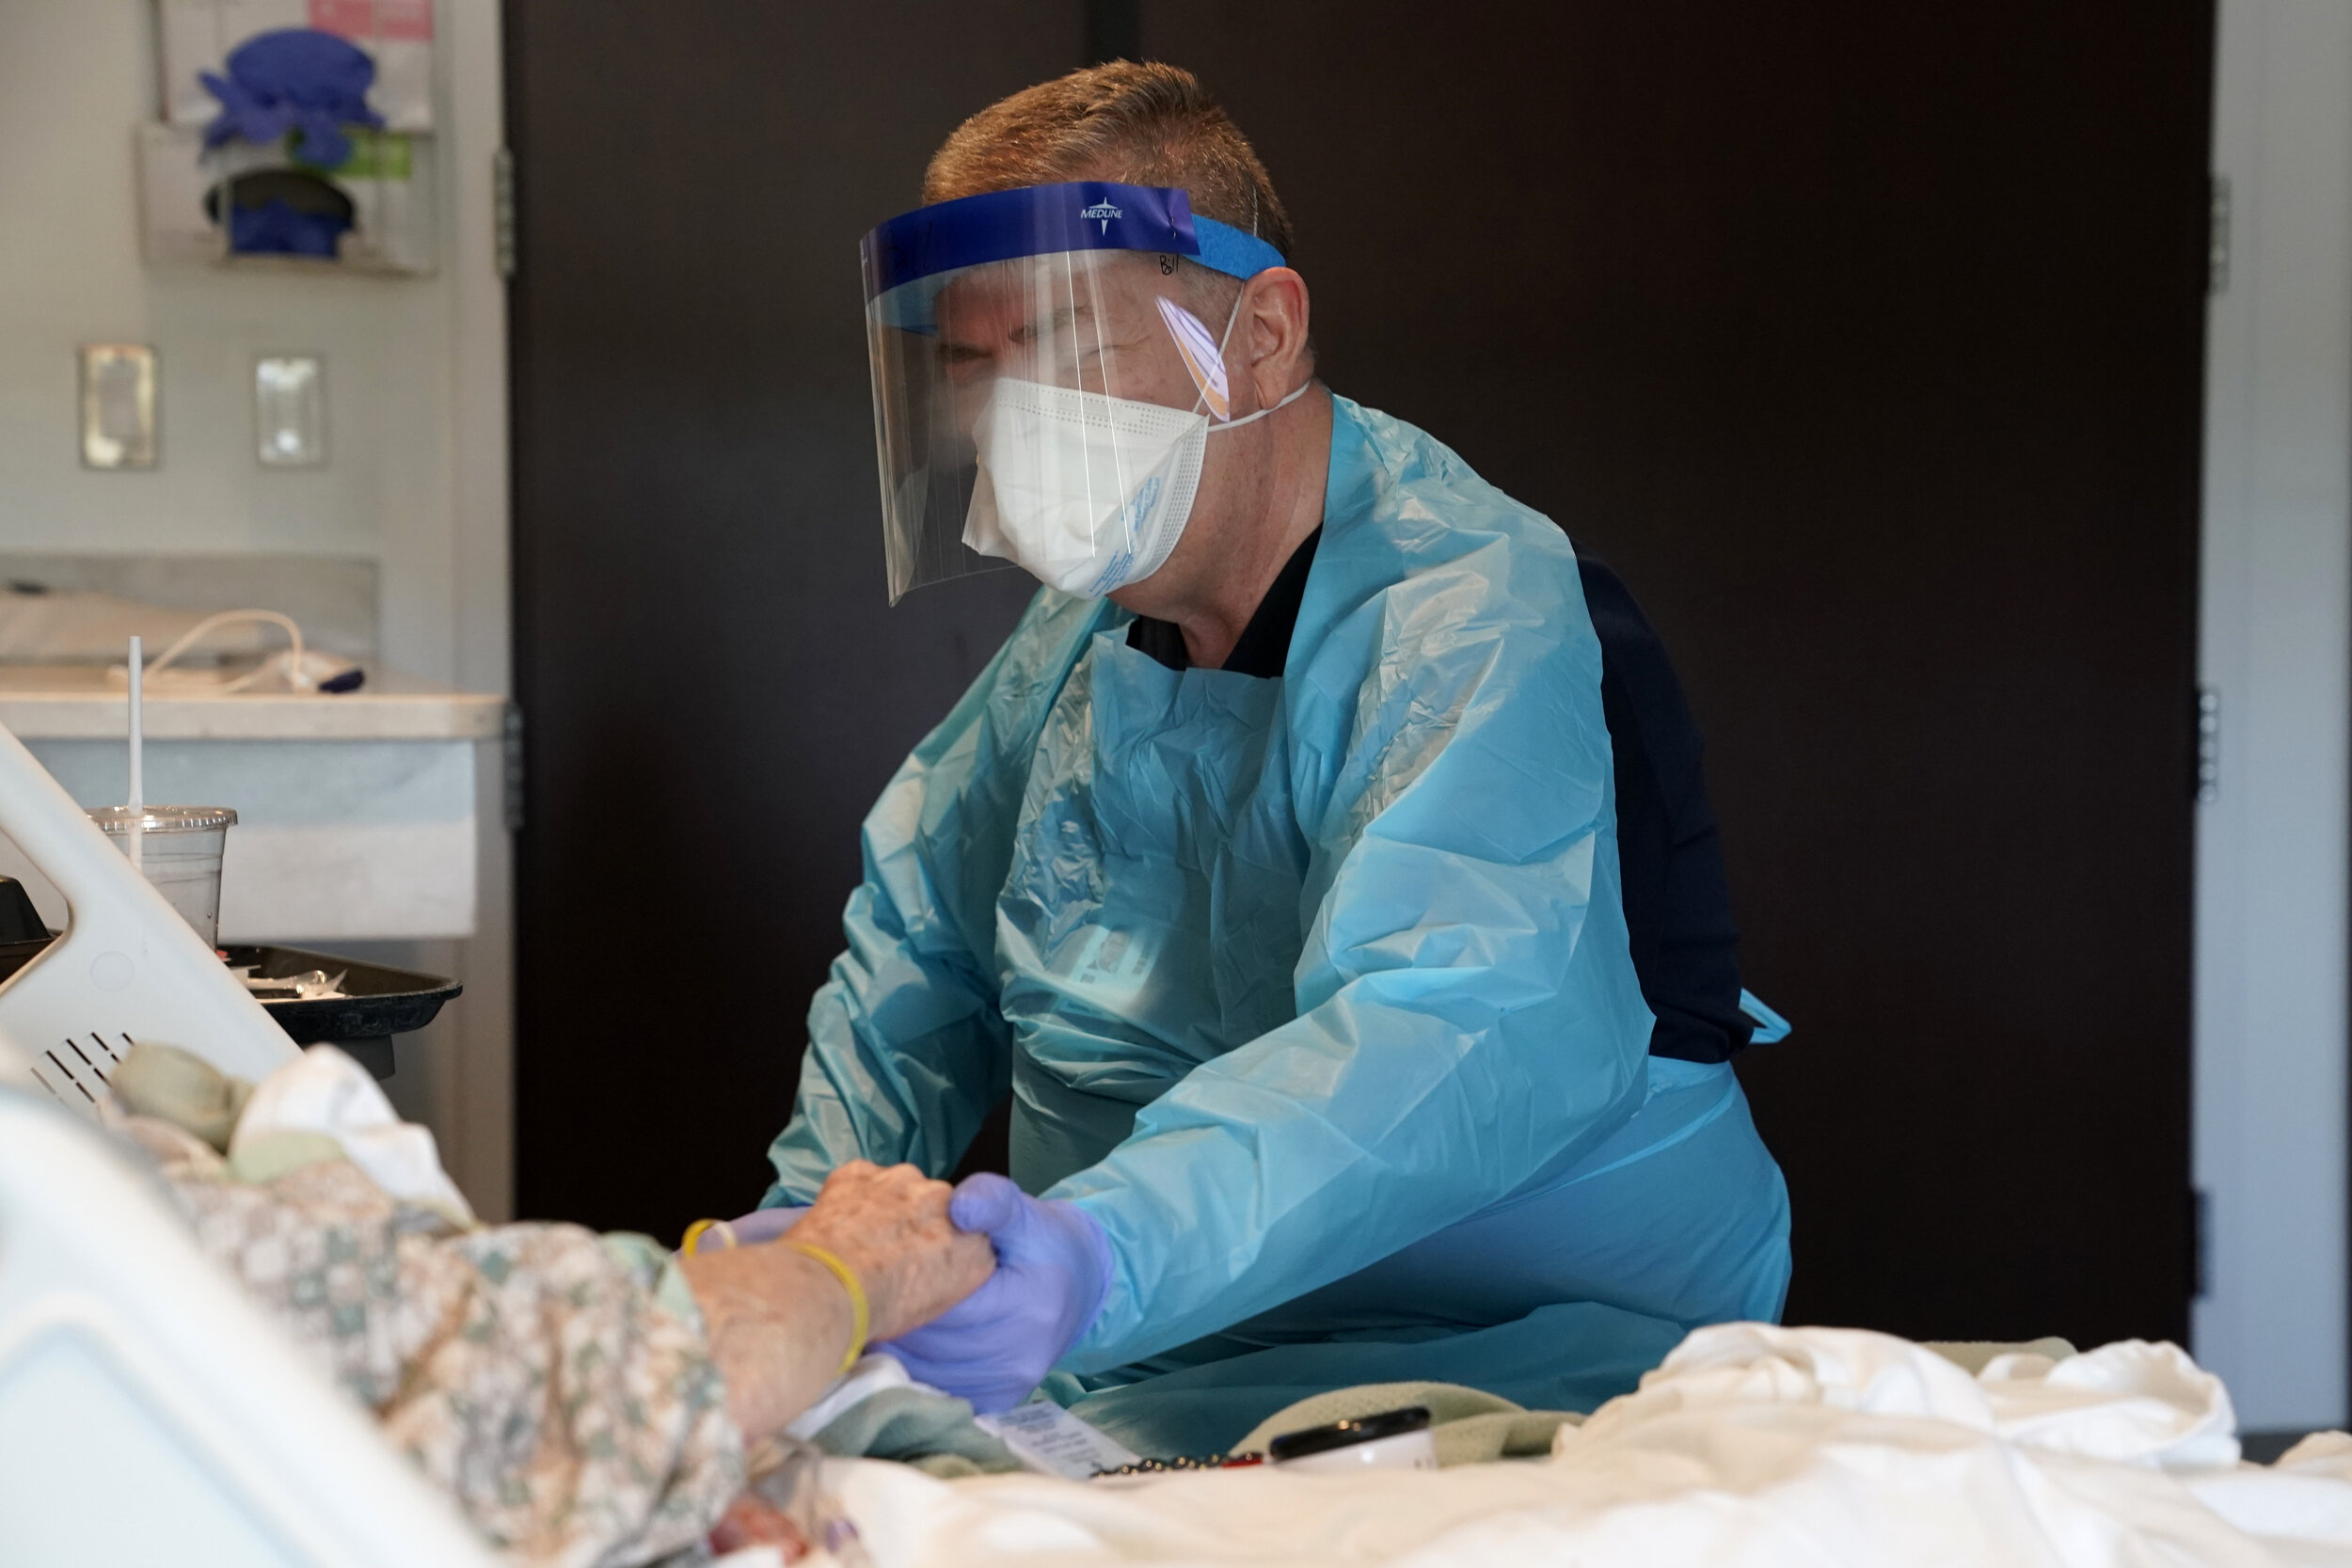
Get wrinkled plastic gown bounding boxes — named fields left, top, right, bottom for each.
left=770, top=397, right=1790, bottom=1456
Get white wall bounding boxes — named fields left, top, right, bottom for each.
left=2196, top=0, right=2351, bottom=1434
left=0, top=0, right=513, bottom=1217
left=2, top=5, right=436, bottom=669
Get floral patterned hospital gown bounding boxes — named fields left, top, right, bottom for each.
left=116, top=1115, right=745, bottom=1568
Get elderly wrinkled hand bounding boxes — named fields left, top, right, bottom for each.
left=681, top=1162, right=992, bottom=1439
left=788, top=1161, right=995, bottom=1340
left=872, top=1172, right=1112, bottom=1412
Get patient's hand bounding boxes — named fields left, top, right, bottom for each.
left=790, top=1161, right=995, bottom=1340
left=680, top=1162, right=993, bottom=1438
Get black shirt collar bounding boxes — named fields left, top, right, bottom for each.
left=1125, top=527, right=1324, bottom=678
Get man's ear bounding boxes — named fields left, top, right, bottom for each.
left=1240, top=268, right=1311, bottom=402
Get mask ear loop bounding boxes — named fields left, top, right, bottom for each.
left=1200, top=280, right=1248, bottom=420
left=1200, top=271, right=1311, bottom=434
left=1148, top=261, right=1243, bottom=424
left=1151, top=270, right=1254, bottom=426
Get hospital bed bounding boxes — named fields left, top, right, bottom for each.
left=0, top=721, right=499, bottom=1566
left=4, top=700, right=2347, bottom=1568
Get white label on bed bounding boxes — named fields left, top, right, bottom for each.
left=976, top=1402, right=1142, bottom=1480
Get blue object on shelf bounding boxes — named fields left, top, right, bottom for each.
left=230, top=195, right=343, bottom=257
left=200, top=27, right=384, bottom=168
left=203, top=170, right=356, bottom=259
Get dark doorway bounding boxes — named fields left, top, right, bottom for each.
left=1144, top=0, right=2211, bottom=1346
left=504, top=4, right=1071, bottom=1234
left=508, top=2, right=2211, bottom=1347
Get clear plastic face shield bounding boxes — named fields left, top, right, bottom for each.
left=862, top=182, right=1295, bottom=603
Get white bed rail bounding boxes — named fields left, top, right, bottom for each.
left=0, top=719, right=295, bottom=1107
left=0, top=1072, right=498, bottom=1566
left=0, top=720, right=497, bottom=1560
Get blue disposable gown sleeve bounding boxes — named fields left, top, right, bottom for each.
left=1048, top=518, right=1658, bottom=1371
left=765, top=594, right=1101, bottom=1203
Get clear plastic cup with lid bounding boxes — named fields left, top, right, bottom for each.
left=87, top=805, right=238, bottom=949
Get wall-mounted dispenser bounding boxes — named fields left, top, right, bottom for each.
left=136, top=2, right=438, bottom=275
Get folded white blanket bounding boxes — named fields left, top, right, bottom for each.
left=829, top=1323, right=2352, bottom=1567
left=231, top=1044, right=475, bottom=1227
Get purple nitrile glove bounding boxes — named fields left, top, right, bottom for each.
left=199, top=28, right=386, bottom=167
left=872, top=1173, right=1113, bottom=1412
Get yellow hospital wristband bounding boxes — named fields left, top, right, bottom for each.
left=680, top=1217, right=737, bottom=1256
left=785, top=1241, right=870, bottom=1375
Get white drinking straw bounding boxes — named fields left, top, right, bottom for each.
left=126, top=634, right=143, bottom=872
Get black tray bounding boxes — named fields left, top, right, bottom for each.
left=225, top=943, right=461, bottom=1079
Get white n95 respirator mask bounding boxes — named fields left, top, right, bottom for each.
left=963, top=380, right=1203, bottom=598
left=961, top=377, right=1309, bottom=599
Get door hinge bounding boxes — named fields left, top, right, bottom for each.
left=2196, top=687, right=2220, bottom=802
left=2208, top=174, right=2231, bottom=297
left=493, top=147, right=517, bottom=281
left=2189, top=1186, right=2210, bottom=1301
left=502, top=701, right=525, bottom=832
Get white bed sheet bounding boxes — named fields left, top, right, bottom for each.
left=828, top=1323, right=2352, bottom=1567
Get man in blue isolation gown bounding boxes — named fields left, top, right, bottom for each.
left=763, top=61, right=1791, bottom=1456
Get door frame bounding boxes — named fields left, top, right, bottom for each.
left=2195, top=0, right=2352, bottom=1432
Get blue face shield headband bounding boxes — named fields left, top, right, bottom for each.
left=861, top=181, right=1288, bottom=332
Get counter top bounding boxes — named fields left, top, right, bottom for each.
left=0, top=666, right=506, bottom=741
